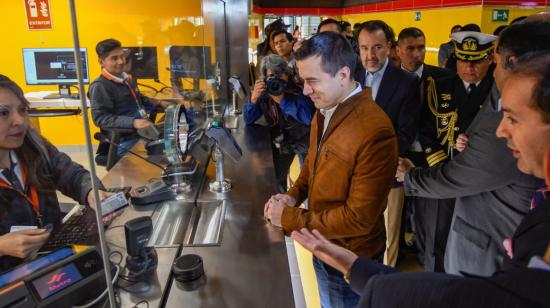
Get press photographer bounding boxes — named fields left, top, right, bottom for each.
left=244, top=54, right=315, bottom=192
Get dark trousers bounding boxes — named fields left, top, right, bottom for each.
left=411, top=197, right=455, bottom=272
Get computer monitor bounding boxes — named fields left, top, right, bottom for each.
left=169, top=46, right=212, bottom=79
left=22, top=48, right=89, bottom=85
left=123, top=46, right=158, bottom=80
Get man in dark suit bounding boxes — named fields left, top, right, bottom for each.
left=395, top=27, right=453, bottom=264
left=291, top=53, right=550, bottom=308
left=355, top=20, right=421, bottom=267
left=397, top=27, right=451, bottom=84
left=405, top=30, right=497, bottom=272
left=397, top=21, right=550, bottom=275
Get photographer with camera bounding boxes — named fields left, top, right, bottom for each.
left=244, top=54, right=315, bottom=192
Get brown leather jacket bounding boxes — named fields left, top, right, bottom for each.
left=282, top=89, right=398, bottom=258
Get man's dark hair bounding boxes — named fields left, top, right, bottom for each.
left=511, top=16, right=528, bottom=24
left=294, top=31, right=356, bottom=77
left=493, top=25, right=507, bottom=36
left=511, top=53, right=550, bottom=123
left=397, top=27, right=425, bottom=43
left=340, top=21, right=351, bottom=30
left=96, top=38, right=121, bottom=59
left=265, top=18, right=288, bottom=37
left=358, top=20, right=395, bottom=43
left=317, top=18, right=342, bottom=33
left=461, top=23, right=481, bottom=32
left=353, top=23, right=361, bottom=29
left=270, top=29, right=293, bottom=43
left=497, top=21, right=550, bottom=70
left=451, top=24, right=462, bottom=33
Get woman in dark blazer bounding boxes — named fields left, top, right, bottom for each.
left=0, top=75, right=110, bottom=271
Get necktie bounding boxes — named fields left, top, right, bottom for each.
left=531, top=185, right=549, bottom=209
left=468, top=83, right=477, bottom=94
left=366, top=72, right=374, bottom=88
left=2, top=165, right=23, bottom=192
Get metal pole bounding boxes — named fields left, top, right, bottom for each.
left=68, top=1, right=117, bottom=306
left=215, top=146, right=224, bottom=183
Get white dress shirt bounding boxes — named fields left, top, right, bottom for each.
left=0, top=151, right=24, bottom=187
left=319, top=82, right=362, bottom=138
left=462, top=80, right=481, bottom=93
left=402, top=63, right=424, bottom=79
left=365, top=58, right=389, bottom=100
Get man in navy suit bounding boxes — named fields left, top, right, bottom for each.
left=355, top=20, right=420, bottom=267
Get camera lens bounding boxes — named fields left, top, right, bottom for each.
left=266, top=77, right=285, bottom=96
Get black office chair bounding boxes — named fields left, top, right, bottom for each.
left=94, top=128, right=134, bottom=171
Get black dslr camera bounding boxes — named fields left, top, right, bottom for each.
left=266, top=76, right=286, bottom=96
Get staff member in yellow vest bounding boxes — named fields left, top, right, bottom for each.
left=0, top=75, right=113, bottom=271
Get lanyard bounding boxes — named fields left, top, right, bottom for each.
left=0, top=163, right=42, bottom=226
left=101, top=71, right=148, bottom=118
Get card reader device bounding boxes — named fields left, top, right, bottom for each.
left=0, top=247, right=107, bottom=308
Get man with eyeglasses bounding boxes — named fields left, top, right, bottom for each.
left=270, top=30, right=294, bottom=63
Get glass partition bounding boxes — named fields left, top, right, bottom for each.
left=0, top=0, right=229, bottom=307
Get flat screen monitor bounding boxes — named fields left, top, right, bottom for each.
left=22, top=48, right=89, bottom=85
left=123, top=46, right=158, bottom=80
left=169, top=46, right=212, bottom=79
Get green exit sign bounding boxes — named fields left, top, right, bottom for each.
left=492, top=9, right=509, bottom=22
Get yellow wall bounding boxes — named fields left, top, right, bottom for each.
left=0, top=0, right=214, bottom=145
left=343, top=5, right=548, bottom=66
left=343, top=7, right=482, bottom=65
left=480, top=5, right=548, bottom=33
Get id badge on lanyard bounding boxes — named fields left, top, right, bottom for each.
left=126, top=79, right=148, bottom=119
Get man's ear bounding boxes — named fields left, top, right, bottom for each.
left=338, top=66, right=351, bottom=82
left=507, top=55, right=518, bottom=67
left=544, top=148, right=550, bottom=187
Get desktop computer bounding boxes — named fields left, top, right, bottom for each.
left=22, top=48, right=89, bottom=99
left=123, top=46, right=159, bottom=80
left=169, top=45, right=212, bottom=98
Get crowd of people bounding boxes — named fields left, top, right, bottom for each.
left=0, top=8, right=549, bottom=308
left=258, top=11, right=550, bottom=308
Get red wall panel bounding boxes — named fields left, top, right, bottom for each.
left=253, top=0, right=545, bottom=14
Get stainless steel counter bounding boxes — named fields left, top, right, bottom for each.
left=100, top=118, right=296, bottom=307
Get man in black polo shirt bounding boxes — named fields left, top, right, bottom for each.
left=89, top=38, right=170, bottom=159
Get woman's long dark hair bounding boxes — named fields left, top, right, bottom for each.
left=0, top=75, right=55, bottom=191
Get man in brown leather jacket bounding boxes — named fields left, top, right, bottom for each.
left=264, top=32, right=398, bottom=307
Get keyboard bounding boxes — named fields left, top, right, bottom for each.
left=40, top=187, right=131, bottom=252
left=40, top=206, right=99, bottom=253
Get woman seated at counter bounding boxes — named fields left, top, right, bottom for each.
left=0, top=75, right=113, bottom=271
left=244, top=54, right=315, bottom=192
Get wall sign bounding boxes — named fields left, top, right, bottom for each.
left=492, top=9, right=509, bottom=22
left=24, top=0, right=53, bottom=30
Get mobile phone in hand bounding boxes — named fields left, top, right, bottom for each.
left=101, top=192, right=128, bottom=216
